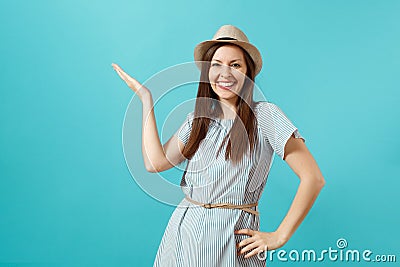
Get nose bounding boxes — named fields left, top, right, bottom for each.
left=219, top=64, right=233, bottom=78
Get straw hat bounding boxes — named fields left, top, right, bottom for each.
left=194, top=24, right=262, bottom=76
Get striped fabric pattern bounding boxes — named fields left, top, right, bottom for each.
left=153, top=101, right=305, bottom=266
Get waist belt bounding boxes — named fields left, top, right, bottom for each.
left=184, top=196, right=259, bottom=216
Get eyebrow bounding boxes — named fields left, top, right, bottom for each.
left=212, top=59, right=242, bottom=63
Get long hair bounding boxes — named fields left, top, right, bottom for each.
left=182, top=43, right=258, bottom=164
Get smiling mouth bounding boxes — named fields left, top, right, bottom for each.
left=216, top=81, right=236, bottom=90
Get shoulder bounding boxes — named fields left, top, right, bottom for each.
left=185, top=111, right=195, bottom=122
left=255, top=101, right=296, bottom=130
left=255, top=100, right=279, bottom=110
left=254, top=101, right=280, bottom=118
left=177, top=111, right=195, bottom=131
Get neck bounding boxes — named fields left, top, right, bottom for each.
left=219, top=98, right=237, bottom=119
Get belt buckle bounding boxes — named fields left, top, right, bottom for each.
left=204, top=203, right=212, bottom=209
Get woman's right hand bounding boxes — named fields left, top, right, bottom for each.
left=111, top=63, right=150, bottom=99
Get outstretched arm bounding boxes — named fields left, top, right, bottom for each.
left=140, top=92, right=186, bottom=172
left=112, top=63, right=186, bottom=172
left=236, top=135, right=325, bottom=258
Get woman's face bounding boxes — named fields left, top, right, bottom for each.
left=208, top=44, right=247, bottom=107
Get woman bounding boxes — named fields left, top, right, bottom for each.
left=112, top=25, right=325, bottom=266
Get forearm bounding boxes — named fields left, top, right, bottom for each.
left=276, top=176, right=325, bottom=243
left=140, top=92, right=167, bottom=172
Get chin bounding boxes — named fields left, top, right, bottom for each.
left=217, top=91, right=235, bottom=98
left=216, top=94, right=238, bottom=104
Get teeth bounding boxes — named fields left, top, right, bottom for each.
left=218, top=82, right=234, bottom=87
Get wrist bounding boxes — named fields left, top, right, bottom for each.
left=275, top=229, right=290, bottom=246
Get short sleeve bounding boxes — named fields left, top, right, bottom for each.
left=173, top=112, right=194, bottom=145
left=257, top=102, right=305, bottom=160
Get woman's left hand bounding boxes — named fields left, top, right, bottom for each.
left=235, top=229, right=287, bottom=259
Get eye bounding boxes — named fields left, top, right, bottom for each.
left=231, top=63, right=241, bottom=68
left=211, top=63, right=220, bottom=67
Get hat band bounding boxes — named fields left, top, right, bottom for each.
left=216, top=37, right=237, bottom=41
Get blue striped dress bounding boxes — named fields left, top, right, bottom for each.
left=153, top=101, right=305, bottom=266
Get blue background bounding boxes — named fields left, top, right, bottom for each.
left=1, top=0, right=399, bottom=266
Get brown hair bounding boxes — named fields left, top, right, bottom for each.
left=182, top=43, right=258, bottom=164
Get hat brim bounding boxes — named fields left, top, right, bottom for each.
left=194, top=39, right=262, bottom=75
